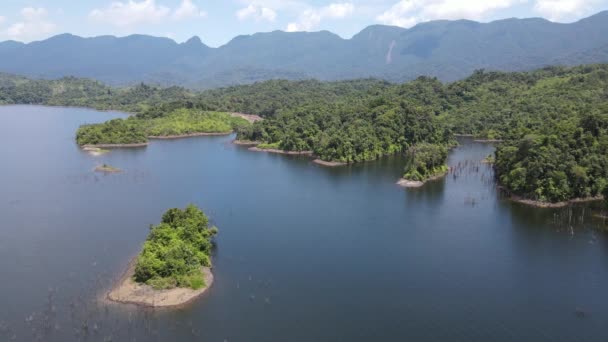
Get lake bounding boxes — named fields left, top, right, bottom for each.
left=1, top=105, right=607, bottom=342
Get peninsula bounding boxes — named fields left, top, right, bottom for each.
left=397, top=144, right=449, bottom=188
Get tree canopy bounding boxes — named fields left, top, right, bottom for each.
left=134, top=205, right=218, bottom=290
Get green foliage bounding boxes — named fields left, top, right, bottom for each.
left=0, top=74, right=193, bottom=112
left=134, top=205, right=217, bottom=290
left=76, top=118, right=147, bottom=145
left=255, top=142, right=281, bottom=150
left=144, top=109, right=248, bottom=136
left=6, top=64, right=608, bottom=204
left=402, top=143, right=449, bottom=181
left=236, top=77, right=452, bottom=163
left=76, top=109, right=250, bottom=145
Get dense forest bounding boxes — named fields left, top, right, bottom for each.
left=0, top=73, right=193, bottom=112
left=134, top=205, right=218, bottom=290
left=2, top=65, right=608, bottom=203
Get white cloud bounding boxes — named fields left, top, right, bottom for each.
left=236, top=3, right=277, bottom=22
left=0, top=16, right=5, bottom=25
left=323, top=3, right=355, bottom=18
left=90, top=0, right=206, bottom=28
left=286, top=2, right=354, bottom=32
left=90, top=0, right=170, bottom=27
left=377, top=0, right=524, bottom=28
left=533, top=0, right=597, bottom=21
left=4, top=7, right=56, bottom=42
left=173, top=0, right=207, bottom=20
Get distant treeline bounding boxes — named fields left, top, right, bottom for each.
left=1, top=64, right=607, bottom=204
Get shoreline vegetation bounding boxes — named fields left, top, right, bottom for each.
left=506, top=191, right=604, bottom=208
left=234, top=140, right=346, bottom=165
left=83, top=143, right=148, bottom=148
left=2, top=65, right=607, bottom=209
left=108, top=259, right=213, bottom=308
left=148, top=131, right=232, bottom=139
left=108, top=205, right=218, bottom=307
left=397, top=171, right=448, bottom=188
left=399, top=143, right=450, bottom=188
left=248, top=146, right=314, bottom=155
left=76, top=109, right=250, bottom=147
left=312, top=159, right=348, bottom=167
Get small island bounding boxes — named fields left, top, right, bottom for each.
left=95, top=164, right=122, bottom=173
left=397, top=143, right=449, bottom=188
left=108, top=205, right=218, bottom=307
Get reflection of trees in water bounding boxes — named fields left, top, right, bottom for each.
left=509, top=200, right=607, bottom=235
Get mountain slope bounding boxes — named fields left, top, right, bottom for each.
left=1, top=11, right=607, bottom=88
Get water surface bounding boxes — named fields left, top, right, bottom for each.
left=1, top=105, right=607, bottom=342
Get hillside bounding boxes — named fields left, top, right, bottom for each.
left=1, top=12, right=608, bottom=88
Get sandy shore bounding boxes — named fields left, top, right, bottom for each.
left=312, top=159, right=347, bottom=167
left=232, top=139, right=260, bottom=146
left=397, top=171, right=448, bottom=188
left=248, top=147, right=314, bottom=155
left=82, top=143, right=148, bottom=148
left=108, top=260, right=213, bottom=308
left=148, top=132, right=232, bottom=139
left=510, top=195, right=604, bottom=208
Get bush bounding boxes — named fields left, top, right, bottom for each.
left=134, top=205, right=217, bottom=290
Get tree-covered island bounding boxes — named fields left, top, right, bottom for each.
left=108, top=205, right=218, bottom=307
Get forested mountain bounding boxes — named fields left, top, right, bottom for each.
left=1, top=11, right=608, bottom=88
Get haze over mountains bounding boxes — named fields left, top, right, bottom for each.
left=1, top=11, right=608, bottom=89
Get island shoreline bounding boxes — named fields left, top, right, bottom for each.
left=82, top=143, right=149, bottom=148
left=248, top=146, right=314, bottom=155
left=397, top=171, right=449, bottom=188
left=508, top=194, right=604, bottom=208
left=148, top=132, right=233, bottom=139
left=107, top=257, right=214, bottom=308
left=312, top=159, right=347, bottom=167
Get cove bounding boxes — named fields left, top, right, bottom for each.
left=1, top=105, right=608, bottom=342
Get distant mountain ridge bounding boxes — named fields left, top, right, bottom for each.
left=1, top=11, right=608, bottom=89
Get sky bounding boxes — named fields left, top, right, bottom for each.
left=0, top=0, right=606, bottom=47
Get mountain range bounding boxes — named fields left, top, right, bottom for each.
left=1, top=11, right=608, bottom=89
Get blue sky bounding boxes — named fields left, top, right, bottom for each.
left=0, top=0, right=606, bottom=46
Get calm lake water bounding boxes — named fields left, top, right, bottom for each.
left=1, top=105, right=608, bottom=342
